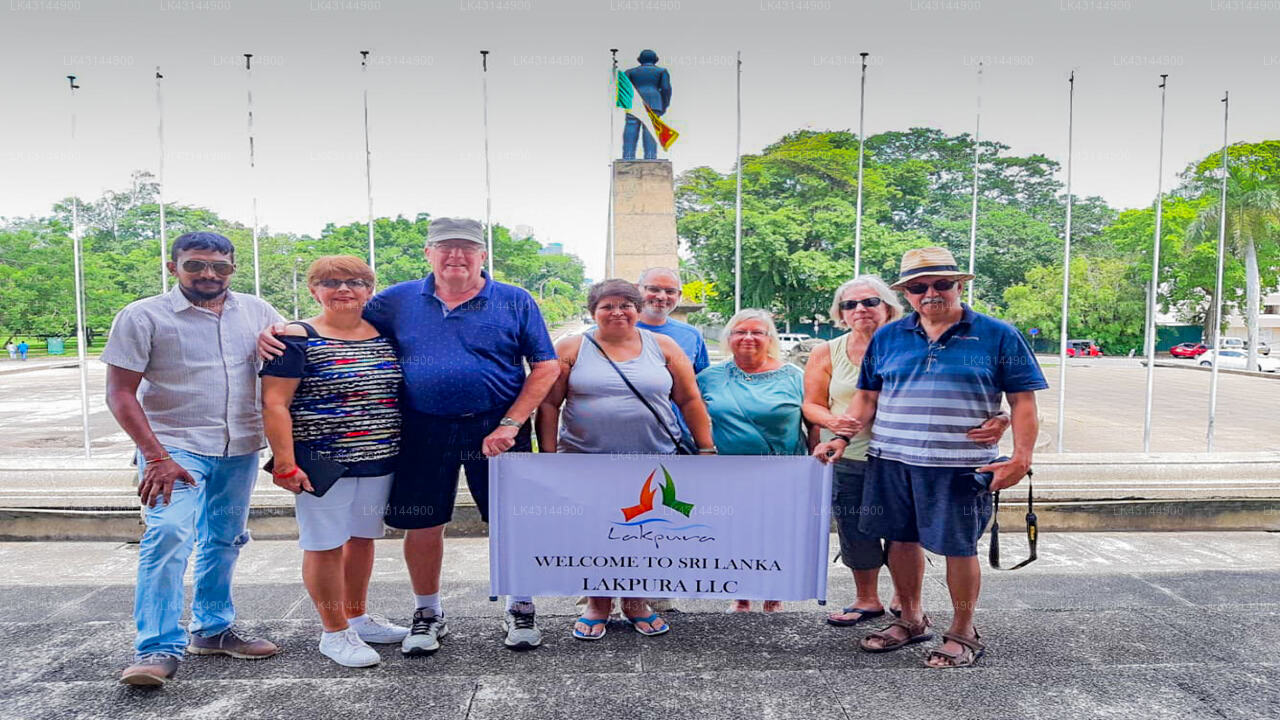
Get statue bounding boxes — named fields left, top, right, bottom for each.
left=622, top=49, right=672, bottom=160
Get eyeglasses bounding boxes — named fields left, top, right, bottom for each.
left=903, top=279, right=958, bottom=295
left=643, top=285, right=680, bottom=296
left=988, top=463, right=1037, bottom=571
left=181, top=260, right=235, bottom=276
left=839, top=297, right=883, bottom=311
left=730, top=329, right=768, bottom=338
left=431, top=243, right=482, bottom=255
left=314, top=278, right=372, bottom=290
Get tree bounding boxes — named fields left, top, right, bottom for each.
left=1002, top=257, right=1147, bottom=354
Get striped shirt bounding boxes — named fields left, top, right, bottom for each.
left=260, top=323, right=402, bottom=477
left=857, top=304, right=1047, bottom=467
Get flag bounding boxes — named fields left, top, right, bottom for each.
left=615, top=69, right=679, bottom=151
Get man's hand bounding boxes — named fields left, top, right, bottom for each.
left=826, top=414, right=863, bottom=437
left=966, top=413, right=1010, bottom=446
left=977, top=455, right=1031, bottom=492
left=257, top=323, right=289, bottom=360
left=482, top=425, right=519, bottom=457
left=271, top=465, right=314, bottom=495
left=811, top=438, right=848, bottom=464
left=139, top=458, right=197, bottom=507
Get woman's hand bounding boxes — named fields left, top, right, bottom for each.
left=812, top=438, right=848, bottom=464
left=826, top=414, right=863, bottom=437
left=966, top=412, right=1011, bottom=446
left=272, top=464, right=314, bottom=494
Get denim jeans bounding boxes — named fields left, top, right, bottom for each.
left=133, top=446, right=259, bottom=658
left=622, top=114, right=657, bottom=160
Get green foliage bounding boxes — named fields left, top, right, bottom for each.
left=1002, top=256, right=1147, bottom=353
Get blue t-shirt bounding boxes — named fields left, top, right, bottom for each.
left=637, top=317, right=709, bottom=373
left=362, top=271, right=556, bottom=416
left=697, top=361, right=807, bottom=456
left=857, top=304, right=1047, bottom=467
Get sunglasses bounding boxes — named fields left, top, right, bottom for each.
left=903, top=278, right=958, bottom=295
left=181, top=260, right=235, bottom=276
left=839, top=297, right=883, bottom=311
left=988, top=462, right=1037, bottom=571
left=314, top=278, right=372, bottom=290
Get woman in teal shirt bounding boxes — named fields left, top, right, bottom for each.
left=697, top=308, right=814, bottom=612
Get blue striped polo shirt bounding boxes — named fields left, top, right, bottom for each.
left=856, top=304, right=1047, bottom=467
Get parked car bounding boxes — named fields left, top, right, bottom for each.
left=787, top=338, right=826, bottom=368
left=1198, top=349, right=1280, bottom=373
left=1169, top=342, right=1209, bottom=359
left=1065, top=339, right=1102, bottom=357
left=777, top=333, right=814, bottom=355
left=1218, top=337, right=1246, bottom=351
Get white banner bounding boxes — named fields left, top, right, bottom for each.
left=488, top=454, right=832, bottom=601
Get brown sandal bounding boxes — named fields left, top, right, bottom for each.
left=925, top=630, right=985, bottom=669
left=859, top=614, right=933, bottom=653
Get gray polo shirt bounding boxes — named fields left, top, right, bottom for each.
left=102, top=286, right=284, bottom=457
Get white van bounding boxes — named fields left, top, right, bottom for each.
left=777, top=333, right=813, bottom=355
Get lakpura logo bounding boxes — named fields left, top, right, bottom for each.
left=609, top=465, right=714, bottom=548
left=621, top=465, right=694, bottom=520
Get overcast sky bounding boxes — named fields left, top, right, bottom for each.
left=1, top=0, right=1277, bottom=278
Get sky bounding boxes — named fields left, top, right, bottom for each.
left=1, top=0, right=1277, bottom=279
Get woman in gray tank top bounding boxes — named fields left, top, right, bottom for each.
left=536, top=279, right=715, bottom=641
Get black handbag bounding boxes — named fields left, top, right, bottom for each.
left=263, top=441, right=348, bottom=498
left=582, top=332, right=696, bottom=455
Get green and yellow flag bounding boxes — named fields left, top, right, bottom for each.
left=615, top=69, right=679, bottom=151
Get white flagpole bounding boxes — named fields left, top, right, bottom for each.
left=1055, top=71, right=1075, bottom=453
left=734, top=50, right=743, bottom=314
left=67, top=75, right=91, bottom=458
left=361, top=50, right=376, bottom=273
left=966, top=62, right=983, bottom=305
left=156, top=67, right=168, bottom=293
left=608, top=48, right=618, bottom=278
left=1142, top=74, right=1169, bottom=453
left=244, top=53, right=261, bottom=296
left=1207, top=91, right=1229, bottom=452
left=853, top=51, right=868, bottom=277
left=481, top=50, right=494, bottom=277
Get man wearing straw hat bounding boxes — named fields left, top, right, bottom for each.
left=845, top=246, right=1046, bottom=668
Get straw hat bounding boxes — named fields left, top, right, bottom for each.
left=889, top=247, right=975, bottom=289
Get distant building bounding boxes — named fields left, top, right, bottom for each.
left=538, top=242, right=564, bottom=256
left=1226, top=291, right=1280, bottom=344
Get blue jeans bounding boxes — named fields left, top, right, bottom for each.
left=622, top=114, right=657, bottom=160
left=134, top=446, right=259, bottom=658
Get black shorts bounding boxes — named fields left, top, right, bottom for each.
left=385, top=407, right=532, bottom=530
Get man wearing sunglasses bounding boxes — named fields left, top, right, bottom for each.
left=848, top=247, right=1046, bottom=669
left=103, top=232, right=286, bottom=686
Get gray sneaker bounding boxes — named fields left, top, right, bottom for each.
left=401, top=608, right=449, bottom=656
left=502, top=602, right=542, bottom=651
left=187, top=626, right=279, bottom=659
left=120, top=653, right=179, bottom=687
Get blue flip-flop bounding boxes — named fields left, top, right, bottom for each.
left=826, top=607, right=886, bottom=627
left=624, top=613, right=670, bottom=637
left=572, top=617, right=608, bottom=641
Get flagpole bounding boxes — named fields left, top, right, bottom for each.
left=966, top=62, right=983, bottom=305
left=244, top=53, right=261, bottom=296
left=1207, top=91, right=1229, bottom=452
left=608, top=48, right=618, bottom=278
left=361, top=50, right=376, bottom=273
left=480, top=50, right=495, bottom=277
left=156, top=67, right=168, bottom=293
left=733, top=50, right=743, bottom=314
left=1055, top=71, right=1075, bottom=453
left=1142, top=74, right=1169, bottom=453
left=853, top=51, right=868, bottom=277
left=67, top=75, right=92, bottom=458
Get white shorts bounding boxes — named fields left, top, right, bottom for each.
left=295, top=473, right=393, bottom=551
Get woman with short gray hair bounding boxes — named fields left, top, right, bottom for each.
left=803, top=275, right=1008, bottom=627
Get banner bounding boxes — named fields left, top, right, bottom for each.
left=489, top=454, right=832, bottom=601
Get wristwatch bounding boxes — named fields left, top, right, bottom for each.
left=498, top=417, right=521, bottom=428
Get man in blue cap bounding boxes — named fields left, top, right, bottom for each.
left=622, top=49, right=672, bottom=160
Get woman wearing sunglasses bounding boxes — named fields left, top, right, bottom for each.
left=260, top=255, right=408, bottom=668
left=803, top=275, right=1010, bottom=629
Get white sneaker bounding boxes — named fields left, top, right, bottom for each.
left=318, top=627, right=381, bottom=668
left=502, top=602, right=542, bottom=651
left=401, top=608, right=449, bottom=656
left=352, top=614, right=409, bottom=644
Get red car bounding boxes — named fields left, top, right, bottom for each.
left=1065, top=339, right=1102, bottom=357
left=1170, top=342, right=1209, bottom=358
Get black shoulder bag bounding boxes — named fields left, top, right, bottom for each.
left=582, top=332, right=696, bottom=455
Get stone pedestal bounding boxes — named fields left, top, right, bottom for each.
left=611, top=160, right=679, bottom=284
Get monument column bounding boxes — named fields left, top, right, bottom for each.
left=611, top=160, right=678, bottom=284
